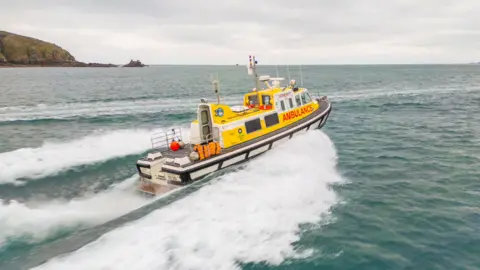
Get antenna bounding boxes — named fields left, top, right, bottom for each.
left=212, top=74, right=220, bottom=104
left=248, top=55, right=260, bottom=91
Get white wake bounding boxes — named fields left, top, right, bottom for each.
left=0, top=129, right=155, bottom=185
left=0, top=96, right=241, bottom=122
left=0, top=175, right=153, bottom=248
left=33, top=130, right=344, bottom=270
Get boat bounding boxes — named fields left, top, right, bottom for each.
left=135, top=56, right=332, bottom=195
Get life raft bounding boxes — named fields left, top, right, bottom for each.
left=193, top=141, right=221, bottom=160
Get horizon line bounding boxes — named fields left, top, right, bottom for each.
left=126, top=62, right=478, bottom=66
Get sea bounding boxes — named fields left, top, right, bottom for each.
left=0, top=64, right=479, bottom=270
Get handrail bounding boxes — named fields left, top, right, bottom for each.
left=188, top=133, right=217, bottom=150
left=150, top=127, right=183, bottom=151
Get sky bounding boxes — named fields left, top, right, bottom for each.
left=1, top=0, right=479, bottom=65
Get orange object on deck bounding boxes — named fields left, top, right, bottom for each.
left=170, top=141, right=180, bottom=151
left=203, top=144, right=211, bottom=158
left=194, top=144, right=205, bottom=160
left=208, top=142, right=216, bottom=156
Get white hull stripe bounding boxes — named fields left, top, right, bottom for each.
left=221, top=153, right=247, bottom=168
left=248, top=144, right=270, bottom=157
left=189, top=164, right=218, bottom=180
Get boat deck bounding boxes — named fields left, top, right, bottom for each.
left=141, top=99, right=331, bottom=168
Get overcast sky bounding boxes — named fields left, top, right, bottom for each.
left=1, top=0, right=479, bottom=64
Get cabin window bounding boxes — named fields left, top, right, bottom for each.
left=262, top=95, right=272, bottom=105
left=265, top=113, right=279, bottom=127
left=295, top=94, right=302, bottom=106
left=301, top=92, right=308, bottom=104
left=247, top=95, right=259, bottom=106
left=280, top=100, right=286, bottom=111
left=305, top=92, right=313, bottom=103
left=288, top=98, right=294, bottom=108
left=245, top=118, right=262, bottom=134
left=201, top=111, right=209, bottom=124
left=202, top=126, right=211, bottom=137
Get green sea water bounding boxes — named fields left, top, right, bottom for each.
left=0, top=65, right=479, bottom=270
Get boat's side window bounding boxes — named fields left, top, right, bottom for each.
left=288, top=98, right=294, bottom=108
left=295, top=94, right=302, bottom=107
left=202, top=126, right=211, bottom=137
left=262, top=95, right=272, bottom=105
left=301, top=92, right=308, bottom=104
left=304, top=92, right=312, bottom=103
left=265, top=113, right=279, bottom=127
left=245, top=118, right=262, bottom=134
left=248, top=95, right=259, bottom=106
left=280, top=100, right=286, bottom=111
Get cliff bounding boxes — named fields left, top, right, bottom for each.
left=0, top=31, right=138, bottom=67
left=0, top=31, right=79, bottom=66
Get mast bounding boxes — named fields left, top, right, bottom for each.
left=212, top=74, right=220, bottom=104
left=248, top=55, right=260, bottom=90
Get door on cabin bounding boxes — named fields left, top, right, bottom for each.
left=198, top=105, right=213, bottom=144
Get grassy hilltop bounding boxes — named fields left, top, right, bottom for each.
left=0, top=31, right=76, bottom=65
left=0, top=31, right=144, bottom=67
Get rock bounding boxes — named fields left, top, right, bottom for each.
left=123, top=59, right=146, bottom=67
left=87, top=63, right=118, bottom=67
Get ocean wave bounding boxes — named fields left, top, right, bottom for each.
left=0, top=175, right=152, bottom=249
left=33, top=130, right=344, bottom=270
left=0, top=129, right=156, bottom=185
left=0, top=96, right=241, bottom=123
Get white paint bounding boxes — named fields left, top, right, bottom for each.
left=189, top=164, right=219, bottom=180
left=311, top=119, right=321, bottom=129
left=174, top=157, right=191, bottom=166
left=248, top=144, right=270, bottom=157
left=273, top=136, right=290, bottom=147
left=189, top=122, right=201, bottom=144
left=221, top=153, right=246, bottom=168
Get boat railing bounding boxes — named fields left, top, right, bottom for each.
left=150, top=127, right=184, bottom=151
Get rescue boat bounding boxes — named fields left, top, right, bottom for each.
left=135, top=56, right=332, bottom=195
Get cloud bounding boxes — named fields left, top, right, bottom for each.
left=1, top=0, right=479, bottom=64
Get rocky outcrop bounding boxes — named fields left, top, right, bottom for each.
left=123, top=59, right=146, bottom=67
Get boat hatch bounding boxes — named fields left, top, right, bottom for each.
left=198, top=104, right=213, bottom=144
